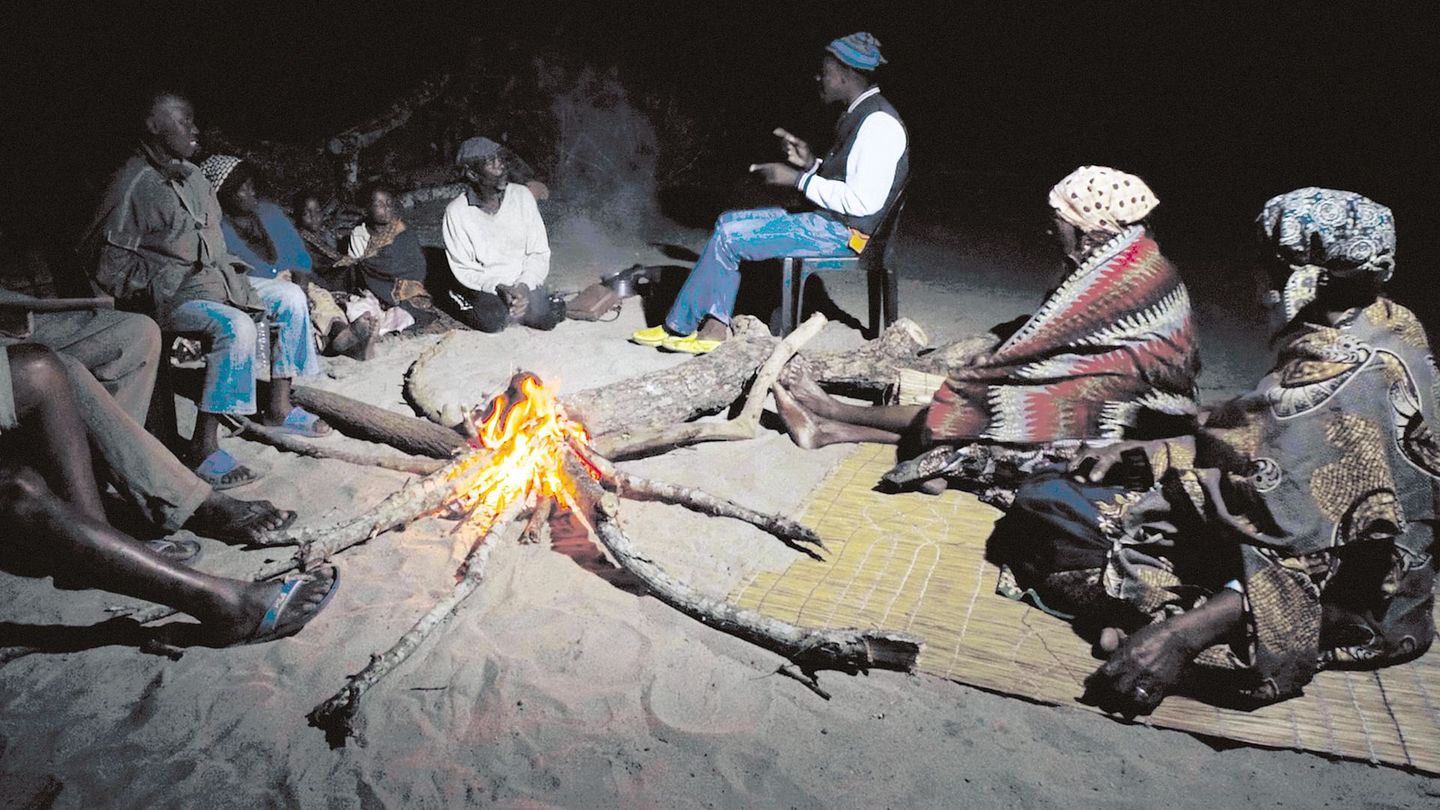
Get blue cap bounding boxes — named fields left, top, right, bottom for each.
left=827, top=32, right=887, bottom=71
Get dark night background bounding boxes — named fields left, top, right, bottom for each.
left=3, top=1, right=1436, bottom=320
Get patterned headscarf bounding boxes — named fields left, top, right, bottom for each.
left=1257, top=188, right=1395, bottom=322
left=1257, top=188, right=1395, bottom=280
left=1048, top=166, right=1158, bottom=234
left=198, top=154, right=244, bottom=194
left=827, top=32, right=887, bottom=71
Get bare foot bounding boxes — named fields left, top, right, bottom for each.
left=917, top=477, right=950, bottom=496
left=1098, top=626, right=1129, bottom=653
left=772, top=383, right=825, bottom=449
left=778, top=357, right=837, bottom=419
left=159, top=565, right=338, bottom=648
left=186, top=493, right=297, bottom=544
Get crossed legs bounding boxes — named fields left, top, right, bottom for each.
left=771, top=358, right=924, bottom=449
left=0, top=345, right=331, bottom=645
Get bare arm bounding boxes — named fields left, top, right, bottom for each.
left=1084, top=588, right=1245, bottom=713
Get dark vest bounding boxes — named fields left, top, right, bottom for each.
left=815, top=90, right=908, bottom=235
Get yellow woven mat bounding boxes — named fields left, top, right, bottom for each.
left=731, top=444, right=1440, bottom=773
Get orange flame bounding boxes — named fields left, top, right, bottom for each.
left=442, top=373, right=592, bottom=533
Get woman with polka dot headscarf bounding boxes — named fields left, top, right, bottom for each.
left=773, top=166, right=1199, bottom=505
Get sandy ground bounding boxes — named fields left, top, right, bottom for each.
left=2, top=198, right=1438, bottom=809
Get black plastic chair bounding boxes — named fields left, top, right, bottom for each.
left=777, top=188, right=908, bottom=337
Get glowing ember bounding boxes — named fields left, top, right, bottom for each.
left=441, top=372, right=593, bottom=533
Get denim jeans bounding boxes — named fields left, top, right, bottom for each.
left=664, top=207, right=853, bottom=334
left=164, top=277, right=320, bottom=415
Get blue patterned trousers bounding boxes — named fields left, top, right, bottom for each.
left=164, top=277, right=320, bottom=415
left=664, top=207, right=852, bottom=334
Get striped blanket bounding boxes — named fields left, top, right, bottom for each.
left=924, top=226, right=1199, bottom=445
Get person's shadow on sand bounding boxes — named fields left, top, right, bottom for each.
left=0, top=616, right=175, bottom=662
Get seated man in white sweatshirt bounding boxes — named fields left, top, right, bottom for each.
left=442, top=137, right=563, bottom=332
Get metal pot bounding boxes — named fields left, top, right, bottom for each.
left=601, top=264, right=655, bottom=298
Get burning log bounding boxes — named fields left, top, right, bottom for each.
left=309, top=372, right=591, bottom=745
left=307, top=499, right=526, bottom=746
left=520, top=498, right=555, bottom=545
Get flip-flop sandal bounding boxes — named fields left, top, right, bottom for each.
left=144, top=536, right=202, bottom=564
left=273, top=406, right=332, bottom=438
left=659, top=333, right=723, bottom=355
left=237, top=566, right=340, bottom=645
left=194, top=501, right=299, bottom=546
left=194, top=449, right=263, bottom=491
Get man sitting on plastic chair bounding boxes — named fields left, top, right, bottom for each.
left=631, top=31, right=908, bottom=355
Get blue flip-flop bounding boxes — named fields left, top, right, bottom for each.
left=240, top=566, right=340, bottom=645
left=273, top=406, right=332, bottom=438
left=193, top=448, right=262, bottom=490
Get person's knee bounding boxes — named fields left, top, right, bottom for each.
left=122, top=313, right=162, bottom=362
left=0, top=465, right=53, bottom=511
left=7, top=344, right=69, bottom=395
left=471, top=311, right=508, bottom=333
left=450, top=290, right=508, bottom=332
left=272, top=281, right=309, bottom=317
left=211, top=310, right=257, bottom=350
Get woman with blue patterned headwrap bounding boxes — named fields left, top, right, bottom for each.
left=994, top=188, right=1438, bottom=713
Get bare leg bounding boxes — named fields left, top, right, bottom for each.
left=779, top=359, right=923, bottom=432
left=6, top=345, right=105, bottom=522
left=695, top=316, right=728, bottom=341
left=773, top=383, right=904, bottom=449
left=186, top=412, right=224, bottom=466
left=264, top=377, right=295, bottom=424
left=0, top=468, right=332, bottom=646
left=260, top=378, right=331, bottom=433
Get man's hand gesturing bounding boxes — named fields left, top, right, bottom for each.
left=773, top=128, right=815, bottom=170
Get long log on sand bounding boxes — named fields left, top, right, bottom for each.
left=589, top=313, right=827, bottom=459
left=292, top=385, right=468, bottom=459
left=307, top=500, right=525, bottom=746
left=408, top=317, right=939, bottom=442
left=570, top=456, right=922, bottom=674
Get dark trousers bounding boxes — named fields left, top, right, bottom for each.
left=445, top=282, right=562, bottom=333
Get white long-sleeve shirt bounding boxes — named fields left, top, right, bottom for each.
left=797, top=87, right=907, bottom=220
left=442, top=184, right=551, bottom=293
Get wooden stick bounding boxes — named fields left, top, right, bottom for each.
left=592, top=313, right=828, bottom=459
left=571, top=459, right=921, bottom=674
left=520, top=498, right=555, bottom=545
left=610, top=471, right=824, bottom=550
left=307, top=500, right=525, bottom=746
left=237, top=419, right=445, bottom=475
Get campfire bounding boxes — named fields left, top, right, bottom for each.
left=442, top=372, right=597, bottom=559
left=270, top=349, right=923, bottom=745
